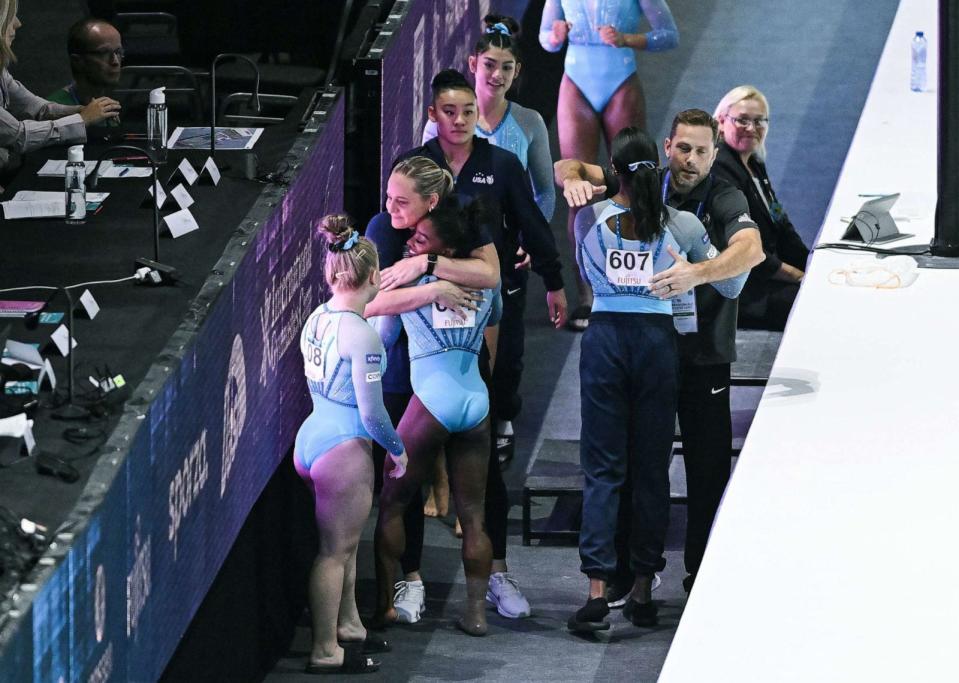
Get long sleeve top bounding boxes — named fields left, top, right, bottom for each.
left=1, top=69, right=86, bottom=172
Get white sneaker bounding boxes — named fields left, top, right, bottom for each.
left=393, top=580, right=425, bottom=624
left=486, top=572, right=531, bottom=618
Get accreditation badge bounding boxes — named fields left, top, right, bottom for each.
left=672, top=290, right=698, bottom=334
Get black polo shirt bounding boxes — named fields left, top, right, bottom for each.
left=395, top=137, right=564, bottom=292
left=603, top=166, right=757, bottom=364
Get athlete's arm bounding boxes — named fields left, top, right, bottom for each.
left=341, top=316, right=405, bottom=458
left=539, top=0, right=567, bottom=52
left=380, top=243, right=500, bottom=292
left=657, top=211, right=748, bottom=299
left=554, top=158, right=608, bottom=208
left=518, top=107, right=557, bottom=221
left=365, top=281, right=483, bottom=318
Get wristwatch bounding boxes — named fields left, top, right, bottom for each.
left=425, top=253, right=438, bottom=276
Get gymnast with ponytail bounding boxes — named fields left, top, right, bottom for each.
left=293, top=214, right=407, bottom=675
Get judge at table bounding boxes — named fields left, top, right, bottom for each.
left=0, top=0, right=120, bottom=187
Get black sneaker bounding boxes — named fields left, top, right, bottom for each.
left=567, top=597, right=610, bottom=632
left=605, top=578, right=632, bottom=609
left=623, top=598, right=658, bottom=627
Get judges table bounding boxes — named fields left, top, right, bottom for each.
left=660, top=2, right=959, bottom=681
left=0, top=112, right=304, bottom=528
left=0, top=89, right=346, bottom=681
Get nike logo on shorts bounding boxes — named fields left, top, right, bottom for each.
left=506, top=287, right=522, bottom=296
left=710, top=386, right=728, bottom=395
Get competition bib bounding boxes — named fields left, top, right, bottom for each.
left=432, top=302, right=476, bottom=329
left=303, top=343, right=326, bottom=382
left=671, top=290, right=698, bottom=335
left=605, top=248, right=653, bottom=287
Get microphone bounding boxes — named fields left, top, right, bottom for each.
left=210, top=53, right=262, bottom=168
left=85, top=145, right=175, bottom=284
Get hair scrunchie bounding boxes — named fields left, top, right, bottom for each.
left=486, top=22, right=511, bottom=36
left=328, top=230, right=360, bottom=252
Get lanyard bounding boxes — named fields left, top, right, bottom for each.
left=661, top=171, right=709, bottom=220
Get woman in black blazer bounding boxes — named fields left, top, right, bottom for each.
left=712, top=85, right=809, bottom=331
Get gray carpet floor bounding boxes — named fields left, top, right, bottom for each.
left=265, top=0, right=900, bottom=680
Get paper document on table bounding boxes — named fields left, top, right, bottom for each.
left=2, top=192, right=110, bottom=218
left=38, top=159, right=111, bottom=176
left=1, top=200, right=63, bottom=219
left=167, top=126, right=264, bottom=150
left=99, top=165, right=152, bottom=178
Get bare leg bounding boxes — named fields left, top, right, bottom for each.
left=601, top=74, right=647, bottom=142
left=294, top=439, right=373, bottom=669
left=446, top=417, right=493, bottom=635
left=335, top=545, right=366, bottom=642
left=374, top=397, right=449, bottom=624
left=557, top=74, right=601, bottom=310
left=423, top=447, right=450, bottom=517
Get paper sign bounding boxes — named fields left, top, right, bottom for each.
left=76, top=289, right=99, bottom=319
left=201, top=157, right=221, bottom=185
left=163, top=208, right=200, bottom=238
left=41, top=358, right=56, bottom=390
left=147, top=183, right=167, bottom=209
left=50, top=324, right=78, bottom=357
left=171, top=158, right=199, bottom=186
left=22, top=420, right=36, bottom=455
left=170, top=184, right=194, bottom=210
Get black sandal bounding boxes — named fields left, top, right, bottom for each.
left=338, top=635, right=391, bottom=655
left=305, top=655, right=380, bottom=675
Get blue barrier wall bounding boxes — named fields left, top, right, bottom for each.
left=0, top=92, right=344, bottom=683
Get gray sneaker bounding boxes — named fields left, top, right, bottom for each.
left=486, top=572, right=531, bottom=618
left=393, top=580, right=425, bottom=623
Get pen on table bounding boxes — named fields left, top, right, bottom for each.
left=112, top=155, right=148, bottom=162
left=857, top=193, right=886, bottom=197
left=118, top=167, right=130, bottom=177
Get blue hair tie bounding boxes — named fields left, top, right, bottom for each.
left=627, top=160, right=657, bottom=172
left=329, top=229, right=360, bottom=252
left=486, top=22, right=511, bottom=36
left=342, top=230, right=360, bottom=250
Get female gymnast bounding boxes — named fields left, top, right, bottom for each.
left=539, top=0, right=678, bottom=330
left=294, top=215, right=408, bottom=674
left=567, top=127, right=745, bottom=632
left=423, top=14, right=554, bottom=469
left=365, top=156, right=499, bottom=626
left=373, top=197, right=502, bottom=636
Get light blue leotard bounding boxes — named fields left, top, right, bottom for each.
left=294, top=305, right=404, bottom=469
left=423, top=100, right=555, bottom=220
left=374, top=276, right=502, bottom=433
left=539, top=0, right=679, bottom=112
left=574, top=200, right=746, bottom=314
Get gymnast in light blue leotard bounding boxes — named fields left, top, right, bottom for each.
left=540, top=0, right=679, bottom=328
left=423, top=16, right=554, bottom=221
left=373, top=196, right=503, bottom=637
left=292, top=215, right=407, bottom=673
left=566, top=128, right=743, bottom=633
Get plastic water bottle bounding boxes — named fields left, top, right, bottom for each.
left=64, top=145, right=86, bottom=224
left=911, top=31, right=927, bottom=92
left=147, top=86, right=168, bottom=164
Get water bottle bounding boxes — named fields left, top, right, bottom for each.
left=911, top=31, right=927, bottom=92
left=64, top=145, right=86, bottom=225
left=147, top=87, right=168, bottom=164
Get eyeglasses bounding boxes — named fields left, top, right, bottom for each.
left=82, top=47, right=125, bottom=61
left=728, top=115, right=768, bottom=129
